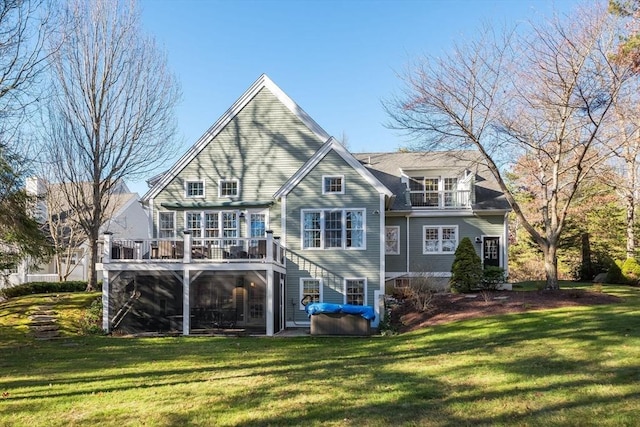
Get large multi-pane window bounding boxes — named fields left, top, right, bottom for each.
left=185, top=181, right=204, bottom=198
left=182, top=211, right=237, bottom=245
left=299, top=278, right=322, bottom=309
left=158, top=212, right=175, bottom=238
left=423, top=225, right=458, bottom=254
left=301, top=209, right=365, bottom=249
left=409, top=176, right=463, bottom=208
left=345, top=278, right=366, bottom=305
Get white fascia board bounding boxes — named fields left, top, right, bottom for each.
left=274, top=137, right=393, bottom=199
left=273, top=139, right=334, bottom=199
left=143, top=74, right=331, bottom=201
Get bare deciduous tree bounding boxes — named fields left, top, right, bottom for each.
left=387, top=5, right=629, bottom=289
left=0, top=0, right=54, bottom=273
left=45, top=0, right=181, bottom=291
left=600, top=79, right=640, bottom=259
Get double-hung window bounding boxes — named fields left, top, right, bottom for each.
left=158, top=212, right=175, bottom=238
left=301, top=209, right=365, bottom=249
left=322, top=175, right=344, bottom=194
left=423, top=225, right=458, bottom=254
left=345, top=278, right=366, bottom=305
left=300, top=278, right=322, bottom=309
left=219, top=179, right=238, bottom=198
left=185, top=180, right=204, bottom=198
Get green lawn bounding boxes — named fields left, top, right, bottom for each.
left=1, top=285, right=639, bottom=426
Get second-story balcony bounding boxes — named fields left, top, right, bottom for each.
left=409, top=189, right=472, bottom=209
left=101, top=231, right=285, bottom=267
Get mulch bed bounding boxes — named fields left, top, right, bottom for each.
left=392, top=289, right=622, bottom=333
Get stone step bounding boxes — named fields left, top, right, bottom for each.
left=30, top=324, right=59, bottom=332
left=29, top=315, right=57, bottom=322
left=34, top=330, right=61, bottom=340
left=32, top=310, right=57, bottom=316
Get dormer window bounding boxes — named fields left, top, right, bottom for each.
left=186, top=180, right=204, bottom=198
left=219, top=179, right=238, bottom=198
left=323, top=175, right=344, bottom=194
left=408, top=176, right=470, bottom=208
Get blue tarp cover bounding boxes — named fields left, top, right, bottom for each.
left=305, top=303, right=375, bottom=321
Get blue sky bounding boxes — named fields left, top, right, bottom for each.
left=135, top=0, right=582, bottom=194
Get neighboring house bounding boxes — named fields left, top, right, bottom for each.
left=7, top=178, right=148, bottom=285
left=100, top=74, right=510, bottom=336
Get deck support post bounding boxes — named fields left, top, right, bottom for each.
left=183, top=269, right=190, bottom=335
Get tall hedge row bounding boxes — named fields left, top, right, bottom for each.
left=0, top=281, right=97, bottom=298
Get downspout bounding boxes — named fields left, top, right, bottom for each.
left=503, top=212, right=509, bottom=278
left=406, top=215, right=410, bottom=274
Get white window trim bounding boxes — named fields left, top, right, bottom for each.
left=322, top=175, right=345, bottom=195
left=218, top=179, right=239, bottom=198
left=385, top=225, right=400, bottom=255
left=157, top=211, right=176, bottom=238
left=300, top=208, right=366, bottom=250
left=184, top=180, right=205, bottom=199
left=245, top=209, right=269, bottom=238
left=181, top=210, right=240, bottom=243
left=422, top=225, right=459, bottom=254
left=344, top=277, right=367, bottom=306
left=299, top=277, right=323, bottom=310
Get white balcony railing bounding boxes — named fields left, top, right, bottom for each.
left=101, top=231, right=285, bottom=266
left=409, top=190, right=472, bottom=209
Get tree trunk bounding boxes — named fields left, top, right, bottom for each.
left=86, top=228, right=99, bottom=292
left=543, top=244, right=559, bottom=290
left=626, top=194, right=635, bottom=259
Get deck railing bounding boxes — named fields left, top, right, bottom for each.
left=102, top=231, right=285, bottom=266
left=409, top=190, right=472, bottom=208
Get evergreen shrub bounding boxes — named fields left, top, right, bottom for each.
left=450, top=237, right=483, bottom=293
left=621, top=258, right=640, bottom=285
left=481, top=266, right=506, bottom=290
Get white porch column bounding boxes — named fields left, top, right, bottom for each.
left=266, top=269, right=274, bottom=336
left=102, top=271, right=110, bottom=332
left=266, top=230, right=274, bottom=262
left=103, top=232, right=112, bottom=263
left=183, top=232, right=192, bottom=263
left=183, top=269, right=190, bottom=335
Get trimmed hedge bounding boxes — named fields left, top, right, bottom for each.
left=0, top=281, right=98, bottom=299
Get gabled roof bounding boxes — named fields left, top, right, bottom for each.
left=143, top=74, right=331, bottom=201
left=274, top=137, right=393, bottom=199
